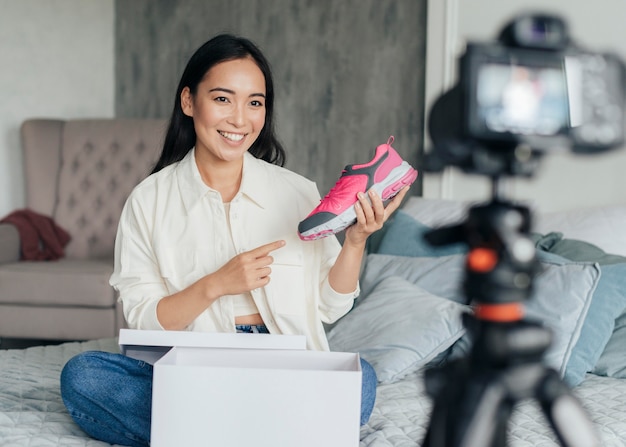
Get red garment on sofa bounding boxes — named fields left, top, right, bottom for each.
left=0, top=209, right=71, bottom=261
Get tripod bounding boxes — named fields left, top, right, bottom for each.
left=420, top=180, right=600, bottom=447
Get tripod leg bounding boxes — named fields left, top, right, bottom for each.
left=423, top=372, right=512, bottom=447
left=458, top=380, right=512, bottom=447
left=537, top=370, right=600, bottom=447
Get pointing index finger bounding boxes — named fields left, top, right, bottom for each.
left=251, top=240, right=286, bottom=258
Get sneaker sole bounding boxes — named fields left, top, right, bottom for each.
left=299, top=162, right=418, bottom=241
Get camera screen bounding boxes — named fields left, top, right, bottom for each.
left=475, top=62, right=571, bottom=136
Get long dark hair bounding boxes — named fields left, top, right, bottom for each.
left=151, top=34, right=285, bottom=174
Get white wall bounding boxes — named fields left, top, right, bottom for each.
left=424, top=0, right=626, bottom=212
left=0, top=0, right=114, bottom=217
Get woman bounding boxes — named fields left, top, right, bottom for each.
left=60, top=33, right=410, bottom=447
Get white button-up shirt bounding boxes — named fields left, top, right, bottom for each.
left=110, top=148, right=359, bottom=350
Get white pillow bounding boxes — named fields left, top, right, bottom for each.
left=327, top=276, right=469, bottom=384
left=402, top=196, right=626, bottom=257
left=401, top=197, right=475, bottom=228
left=534, top=205, right=626, bottom=257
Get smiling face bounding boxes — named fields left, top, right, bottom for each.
left=181, top=57, right=267, bottom=165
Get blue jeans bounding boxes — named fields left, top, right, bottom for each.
left=60, top=348, right=377, bottom=447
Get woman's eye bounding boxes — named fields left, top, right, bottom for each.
left=251, top=100, right=264, bottom=107
left=215, top=96, right=228, bottom=103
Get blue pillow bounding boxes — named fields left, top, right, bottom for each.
left=376, top=210, right=466, bottom=257
left=531, top=237, right=626, bottom=386
left=327, top=275, right=470, bottom=383
left=376, top=209, right=625, bottom=386
left=565, top=263, right=626, bottom=386
left=361, top=253, right=599, bottom=378
left=593, top=307, right=626, bottom=378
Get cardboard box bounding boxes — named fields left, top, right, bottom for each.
left=118, top=328, right=307, bottom=364
left=151, top=346, right=362, bottom=447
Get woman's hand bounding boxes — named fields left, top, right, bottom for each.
left=208, top=240, right=286, bottom=297
left=328, top=186, right=410, bottom=294
left=343, top=186, right=410, bottom=247
left=156, top=240, right=285, bottom=331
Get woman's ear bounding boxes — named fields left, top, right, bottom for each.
left=181, top=87, right=193, bottom=117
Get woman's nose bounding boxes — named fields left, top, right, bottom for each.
left=228, top=103, right=246, bottom=127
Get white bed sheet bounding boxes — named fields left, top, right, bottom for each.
left=1, top=338, right=625, bottom=447
left=361, top=369, right=626, bottom=446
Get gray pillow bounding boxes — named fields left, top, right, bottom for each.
left=360, top=253, right=600, bottom=377
left=327, top=275, right=469, bottom=383
left=359, top=253, right=466, bottom=304
left=374, top=206, right=625, bottom=386
left=532, top=231, right=626, bottom=265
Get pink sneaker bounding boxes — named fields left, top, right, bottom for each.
left=298, top=136, right=418, bottom=241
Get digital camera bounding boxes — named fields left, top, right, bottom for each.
left=427, top=14, right=626, bottom=176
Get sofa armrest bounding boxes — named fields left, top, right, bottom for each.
left=0, top=223, right=20, bottom=263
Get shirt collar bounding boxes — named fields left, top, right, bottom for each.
left=177, top=148, right=272, bottom=213
left=239, top=152, right=272, bottom=209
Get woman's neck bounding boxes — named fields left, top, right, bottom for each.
left=195, top=152, right=243, bottom=203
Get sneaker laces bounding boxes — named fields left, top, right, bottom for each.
left=318, top=172, right=364, bottom=208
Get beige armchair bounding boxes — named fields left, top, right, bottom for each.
left=0, top=118, right=166, bottom=341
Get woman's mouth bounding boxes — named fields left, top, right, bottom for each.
left=218, top=130, right=245, bottom=142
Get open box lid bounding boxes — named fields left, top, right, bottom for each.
left=119, top=328, right=307, bottom=364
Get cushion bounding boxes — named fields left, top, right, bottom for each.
left=528, top=230, right=626, bottom=385
left=0, top=258, right=115, bottom=307
left=379, top=199, right=626, bottom=386
left=327, top=276, right=469, bottom=383
left=564, top=263, right=626, bottom=385
left=361, top=253, right=600, bottom=378
left=360, top=253, right=466, bottom=304
left=401, top=196, right=626, bottom=257
left=531, top=233, right=626, bottom=385
left=376, top=210, right=466, bottom=257
left=532, top=232, right=626, bottom=266
left=400, top=197, right=476, bottom=228
left=593, top=309, right=626, bottom=378
left=534, top=204, right=626, bottom=257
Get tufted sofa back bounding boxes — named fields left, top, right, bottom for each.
left=21, top=118, right=167, bottom=260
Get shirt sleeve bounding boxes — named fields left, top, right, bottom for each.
left=315, top=234, right=361, bottom=324
left=319, top=276, right=360, bottom=323
left=110, top=193, right=166, bottom=331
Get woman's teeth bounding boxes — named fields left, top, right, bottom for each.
left=219, top=131, right=244, bottom=142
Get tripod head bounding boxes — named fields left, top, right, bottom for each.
left=424, top=179, right=550, bottom=363
left=425, top=179, right=538, bottom=307
left=425, top=177, right=554, bottom=366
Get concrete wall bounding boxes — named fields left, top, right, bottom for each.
left=0, top=0, right=114, bottom=217
left=114, top=0, right=427, bottom=198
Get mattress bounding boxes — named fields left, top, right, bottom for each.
left=1, top=338, right=625, bottom=446
left=361, top=369, right=626, bottom=446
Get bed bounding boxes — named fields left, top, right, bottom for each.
left=1, top=196, right=626, bottom=446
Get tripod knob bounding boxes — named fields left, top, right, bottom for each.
left=467, top=314, right=553, bottom=365
left=467, top=247, right=499, bottom=272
